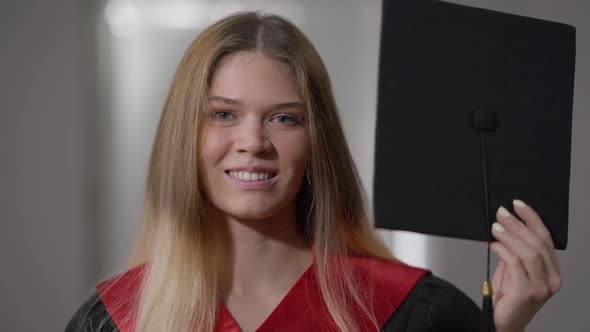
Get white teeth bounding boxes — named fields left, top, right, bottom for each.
left=228, top=171, right=273, bottom=181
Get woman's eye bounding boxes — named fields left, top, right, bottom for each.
left=212, top=111, right=236, bottom=121
left=271, top=114, right=300, bottom=125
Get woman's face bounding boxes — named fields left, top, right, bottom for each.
left=200, top=51, right=308, bottom=220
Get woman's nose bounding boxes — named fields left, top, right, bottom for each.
left=235, top=119, right=271, bottom=155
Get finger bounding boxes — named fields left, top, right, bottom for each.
left=491, top=220, right=547, bottom=284
left=508, top=201, right=562, bottom=292
left=512, top=199, right=560, bottom=269
left=512, top=199, right=554, bottom=248
left=491, top=260, right=506, bottom=297
left=491, top=259, right=506, bottom=287
left=491, top=239, right=555, bottom=306
left=489, top=239, right=528, bottom=285
left=496, top=205, right=558, bottom=282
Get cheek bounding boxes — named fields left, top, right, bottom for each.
left=200, top=129, right=230, bottom=167
left=274, top=134, right=309, bottom=173
left=199, top=129, right=231, bottom=198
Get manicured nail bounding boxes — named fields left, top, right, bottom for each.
left=492, top=222, right=505, bottom=233
left=498, top=206, right=511, bottom=218
left=513, top=199, right=526, bottom=208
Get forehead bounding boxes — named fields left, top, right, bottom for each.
left=209, top=51, right=300, bottom=103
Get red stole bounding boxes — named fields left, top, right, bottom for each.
left=97, top=257, right=428, bottom=331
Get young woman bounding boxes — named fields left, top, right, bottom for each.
left=67, top=12, right=561, bottom=332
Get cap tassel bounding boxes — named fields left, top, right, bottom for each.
left=481, top=280, right=495, bottom=332
left=474, top=119, right=498, bottom=332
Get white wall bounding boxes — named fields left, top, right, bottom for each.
left=0, top=1, right=96, bottom=330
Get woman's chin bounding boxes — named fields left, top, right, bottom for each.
left=227, top=208, right=278, bottom=221
left=208, top=196, right=296, bottom=222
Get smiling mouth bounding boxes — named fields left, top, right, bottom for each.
left=225, top=170, right=278, bottom=181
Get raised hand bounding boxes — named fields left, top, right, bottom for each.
left=489, top=199, right=561, bottom=332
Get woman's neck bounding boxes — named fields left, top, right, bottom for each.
left=210, top=204, right=313, bottom=298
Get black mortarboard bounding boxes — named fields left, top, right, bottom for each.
left=373, top=0, right=576, bottom=330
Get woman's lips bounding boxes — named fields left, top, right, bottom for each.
left=224, top=171, right=278, bottom=190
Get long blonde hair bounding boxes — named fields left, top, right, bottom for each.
left=126, top=11, right=394, bottom=332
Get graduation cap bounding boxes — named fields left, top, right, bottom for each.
left=373, top=0, right=576, bottom=330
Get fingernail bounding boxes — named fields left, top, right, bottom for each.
left=513, top=199, right=526, bottom=208
left=492, top=222, right=505, bottom=233
left=498, top=206, right=511, bottom=218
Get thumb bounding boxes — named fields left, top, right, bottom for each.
left=491, top=260, right=506, bottom=300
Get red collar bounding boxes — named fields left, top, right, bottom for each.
left=97, top=256, right=428, bottom=331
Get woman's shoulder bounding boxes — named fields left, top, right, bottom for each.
left=65, top=265, right=145, bottom=332
left=346, top=256, right=480, bottom=331
left=382, top=273, right=481, bottom=331
left=64, top=292, right=117, bottom=332
left=348, top=255, right=430, bottom=286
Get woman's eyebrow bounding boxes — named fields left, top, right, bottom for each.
left=270, top=101, right=305, bottom=111
left=209, top=96, right=241, bottom=105
left=208, top=96, right=304, bottom=111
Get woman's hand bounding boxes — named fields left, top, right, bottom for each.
left=489, top=199, right=561, bottom=332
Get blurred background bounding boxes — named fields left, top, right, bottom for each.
left=1, top=0, right=588, bottom=331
